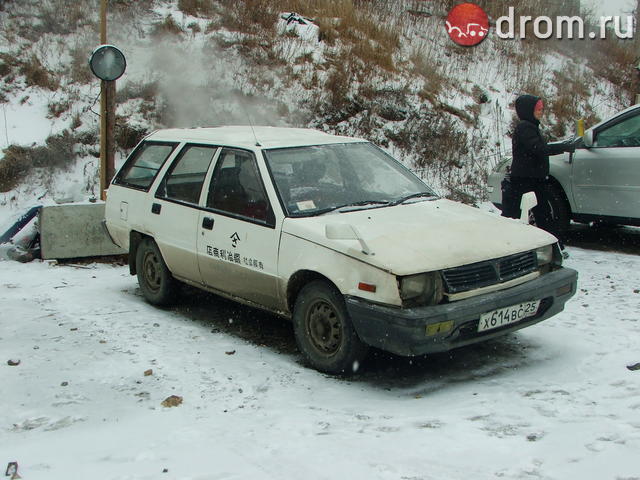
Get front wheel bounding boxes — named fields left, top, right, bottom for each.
left=135, top=238, right=177, bottom=306
left=293, top=280, right=369, bottom=375
left=546, top=185, right=571, bottom=240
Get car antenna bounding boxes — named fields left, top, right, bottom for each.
left=240, top=100, right=261, bottom=147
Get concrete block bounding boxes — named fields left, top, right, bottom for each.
left=40, top=203, right=126, bottom=259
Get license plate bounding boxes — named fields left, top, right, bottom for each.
left=478, top=301, right=541, bottom=332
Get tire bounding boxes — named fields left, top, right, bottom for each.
left=292, top=280, right=369, bottom=375
left=135, top=238, right=177, bottom=306
left=547, top=185, right=571, bottom=239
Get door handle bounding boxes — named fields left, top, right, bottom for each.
left=202, top=217, right=214, bottom=230
left=151, top=203, right=161, bottom=215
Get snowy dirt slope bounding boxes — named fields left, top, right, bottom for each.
left=1, top=246, right=639, bottom=480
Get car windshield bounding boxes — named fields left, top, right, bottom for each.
left=263, top=142, right=437, bottom=217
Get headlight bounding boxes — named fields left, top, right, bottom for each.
left=399, top=272, right=443, bottom=307
left=536, top=245, right=553, bottom=266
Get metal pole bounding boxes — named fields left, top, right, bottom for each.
left=99, top=0, right=107, bottom=200
left=99, top=0, right=115, bottom=200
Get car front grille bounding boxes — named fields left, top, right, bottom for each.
left=442, top=251, right=537, bottom=294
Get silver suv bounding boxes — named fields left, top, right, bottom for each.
left=489, top=104, right=640, bottom=233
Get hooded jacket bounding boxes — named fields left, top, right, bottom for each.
left=511, top=94, right=566, bottom=179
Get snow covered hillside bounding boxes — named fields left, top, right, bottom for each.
left=2, top=246, right=639, bottom=479
left=0, top=0, right=633, bottom=219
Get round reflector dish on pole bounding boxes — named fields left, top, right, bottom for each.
left=89, top=45, right=126, bottom=81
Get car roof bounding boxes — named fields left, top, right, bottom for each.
left=146, top=126, right=366, bottom=149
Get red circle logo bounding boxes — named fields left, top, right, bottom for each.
left=446, top=3, right=489, bottom=46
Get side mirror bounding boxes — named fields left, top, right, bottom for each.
left=519, top=191, right=538, bottom=224
left=326, top=223, right=372, bottom=255
left=583, top=129, right=594, bottom=149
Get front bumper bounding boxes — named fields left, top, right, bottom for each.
left=346, top=268, right=577, bottom=356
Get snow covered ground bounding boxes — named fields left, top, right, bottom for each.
left=1, top=245, right=639, bottom=480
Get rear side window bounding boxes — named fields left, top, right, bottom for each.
left=206, top=149, right=272, bottom=223
left=115, top=142, right=177, bottom=190
left=156, top=145, right=218, bottom=205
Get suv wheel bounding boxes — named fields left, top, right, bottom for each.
left=547, top=185, right=571, bottom=239
left=135, top=238, right=177, bottom=306
left=293, top=280, right=369, bottom=375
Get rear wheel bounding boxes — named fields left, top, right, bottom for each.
left=293, top=280, right=369, bottom=375
left=529, top=184, right=570, bottom=239
left=135, top=238, right=177, bottom=306
left=546, top=185, right=571, bottom=239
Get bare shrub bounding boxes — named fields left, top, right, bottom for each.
left=48, top=100, right=71, bottom=118
left=389, top=110, right=469, bottom=171
left=0, top=59, right=11, bottom=77
left=37, top=0, right=92, bottom=35
left=188, top=21, right=202, bottom=33
left=115, top=118, right=149, bottom=151
left=0, top=145, right=33, bottom=192
left=152, top=15, right=184, bottom=36
left=218, top=0, right=277, bottom=35
left=281, top=0, right=399, bottom=70
left=68, top=46, right=94, bottom=85
left=20, top=55, right=59, bottom=90
left=0, top=130, right=83, bottom=192
left=35, top=131, right=78, bottom=168
left=411, top=50, right=446, bottom=98
left=116, top=80, right=159, bottom=103
left=179, top=0, right=215, bottom=17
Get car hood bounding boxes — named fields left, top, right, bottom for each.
left=282, top=199, right=557, bottom=276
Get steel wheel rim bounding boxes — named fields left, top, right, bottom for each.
left=143, top=251, right=162, bottom=293
left=306, top=300, right=342, bottom=356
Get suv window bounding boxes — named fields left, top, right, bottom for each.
left=206, top=149, right=270, bottom=222
left=596, top=114, right=640, bottom=148
left=156, top=145, right=218, bottom=205
left=115, top=142, right=177, bottom=190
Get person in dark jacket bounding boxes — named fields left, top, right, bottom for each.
left=501, top=94, right=575, bottom=240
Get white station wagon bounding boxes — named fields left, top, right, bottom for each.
left=105, top=127, right=577, bottom=374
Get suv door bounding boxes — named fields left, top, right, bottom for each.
left=572, top=112, right=640, bottom=219
left=148, top=144, right=219, bottom=283
left=196, top=148, right=282, bottom=310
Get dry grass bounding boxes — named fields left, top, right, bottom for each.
left=217, top=0, right=277, bottom=35
left=411, top=50, right=446, bottom=98
left=179, top=0, right=215, bottom=17
left=20, top=55, right=59, bottom=90
left=0, top=146, right=33, bottom=192
left=0, top=130, right=79, bottom=192
left=47, top=99, right=71, bottom=118
left=37, top=1, right=91, bottom=35
left=115, top=117, right=149, bottom=151
left=68, top=45, right=94, bottom=85
left=151, top=15, right=184, bottom=36
left=116, top=81, right=159, bottom=103
left=279, top=0, right=399, bottom=70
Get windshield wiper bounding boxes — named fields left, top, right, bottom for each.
left=299, top=200, right=390, bottom=217
left=390, top=192, right=437, bottom=206
left=335, top=200, right=390, bottom=212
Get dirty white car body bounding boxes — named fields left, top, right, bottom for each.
left=105, top=127, right=577, bottom=374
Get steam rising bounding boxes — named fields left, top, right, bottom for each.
left=114, top=29, right=297, bottom=129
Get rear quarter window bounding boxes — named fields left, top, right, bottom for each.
left=114, top=142, right=178, bottom=191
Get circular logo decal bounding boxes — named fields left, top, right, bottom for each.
left=446, top=3, right=489, bottom=46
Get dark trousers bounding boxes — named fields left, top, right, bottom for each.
left=501, top=177, right=556, bottom=237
